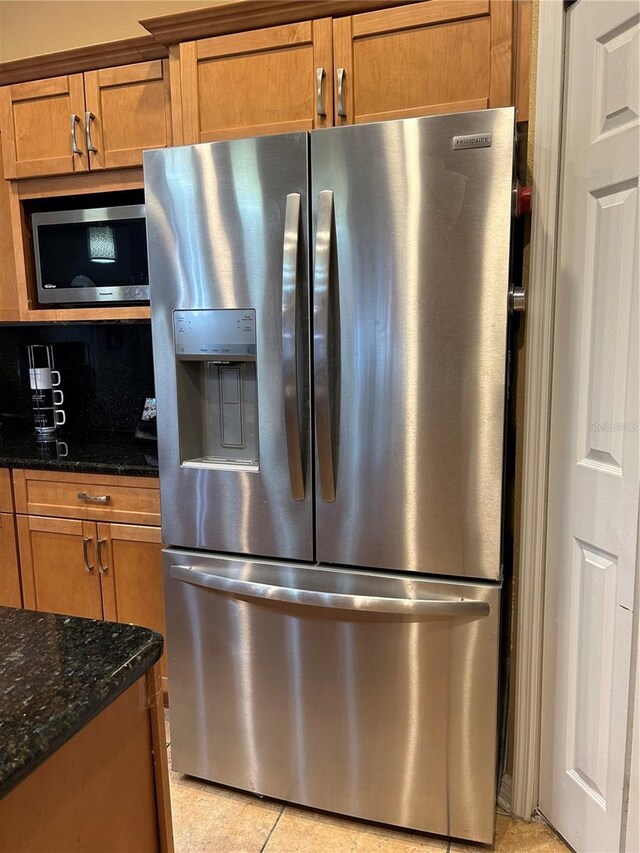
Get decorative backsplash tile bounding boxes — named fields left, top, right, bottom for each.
left=0, top=322, right=155, bottom=434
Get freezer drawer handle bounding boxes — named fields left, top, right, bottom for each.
left=169, top=564, right=491, bottom=618
left=282, top=192, right=305, bottom=501
left=313, top=189, right=336, bottom=502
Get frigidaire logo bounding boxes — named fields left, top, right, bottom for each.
left=452, top=134, right=493, bottom=150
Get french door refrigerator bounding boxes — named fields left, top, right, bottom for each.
left=144, top=108, right=515, bottom=844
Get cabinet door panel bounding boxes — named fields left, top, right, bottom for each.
left=180, top=18, right=333, bottom=143
left=17, top=516, right=102, bottom=619
left=100, top=523, right=167, bottom=682
left=333, top=0, right=512, bottom=126
left=0, top=134, right=19, bottom=320
left=0, top=513, right=21, bottom=608
left=0, top=75, right=88, bottom=178
left=84, top=60, right=171, bottom=170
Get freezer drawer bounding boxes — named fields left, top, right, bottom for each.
left=164, top=549, right=501, bottom=843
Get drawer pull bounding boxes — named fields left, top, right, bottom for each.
left=97, top=538, right=108, bottom=574
left=77, top=491, right=111, bottom=504
left=82, top=537, right=94, bottom=572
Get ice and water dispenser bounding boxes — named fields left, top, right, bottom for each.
left=173, top=309, right=259, bottom=469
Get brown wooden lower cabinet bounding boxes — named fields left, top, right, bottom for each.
left=0, top=511, right=22, bottom=607
left=0, top=664, right=173, bottom=852
left=16, top=503, right=168, bottom=686
left=17, top=515, right=104, bottom=619
left=100, top=522, right=168, bottom=685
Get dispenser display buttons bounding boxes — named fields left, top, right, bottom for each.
left=173, top=309, right=257, bottom=359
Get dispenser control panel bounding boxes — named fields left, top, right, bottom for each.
left=174, top=309, right=256, bottom=359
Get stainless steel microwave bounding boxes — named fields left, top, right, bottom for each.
left=32, top=205, right=148, bottom=305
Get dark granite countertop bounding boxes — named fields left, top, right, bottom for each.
left=0, top=606, right=163, bottom=798
left=0, top=425, right=158, bottom=477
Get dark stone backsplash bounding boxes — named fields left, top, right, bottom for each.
left=0, top=322, right=155, bottom=434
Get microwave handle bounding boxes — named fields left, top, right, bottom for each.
left=69, top=114, right=82, bottom=155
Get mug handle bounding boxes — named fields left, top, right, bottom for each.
left=54, top=409, right=66, bottom=426
left=56, top=441, right=69, bottom=458
left=51, top=370, right=61, bottom=387
left=53, top=389, right=64, bottom=406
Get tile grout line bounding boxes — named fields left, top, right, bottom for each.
left=259, top=803, right=286, bottom=853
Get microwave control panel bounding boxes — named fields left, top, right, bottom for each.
left=174, top=309, right=256, bottom=360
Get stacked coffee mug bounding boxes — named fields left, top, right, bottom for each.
left=27, top=344, right=66, bottom=436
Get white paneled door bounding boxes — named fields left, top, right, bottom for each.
left=539, top=2, right=640, bottom=852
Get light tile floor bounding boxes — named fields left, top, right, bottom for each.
left=164, top=713, right=572, bottom=853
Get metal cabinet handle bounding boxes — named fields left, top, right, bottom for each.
left=82, top=537, right=94, bottom=572
left=313, top=190, right=336, bottom=502
left=96, top=538, right=108, bottom=574
left=336, top=67, right=347, bottom=118
left=69, top=113, right=82, bottom=155
left=170, top=564, right=491, bottom=619
left=282, top=192, right=305, bottom=501
left=77, top=492, right=111, bottom=504
left=85, top=111, right=98, bottom=153
left=316, top=67, right=326, bottom=117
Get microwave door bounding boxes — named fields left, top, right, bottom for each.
left=32, top=204, right=148, bottom=305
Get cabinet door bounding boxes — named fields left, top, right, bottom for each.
left=179, top=18, right=333, bottom=144
left=0, top=133, right=19, bottom=320
left=332, top=0, right=513, bottom=126
left=99, top=523, right=167, bottom=682
left=0, top=513, right=22, bottom=608
left=17, top=516, right=103, bottom=618
left=84, top=60, right=172, bottom=170
left=0, top=75, right=88, bottom=178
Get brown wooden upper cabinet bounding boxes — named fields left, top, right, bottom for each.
left=175, top=0, right=516, bottom=143
left=333, top=0, right=513, bottom=126
left=0, top=60, right=171, bottom=179
left=177, top=19, right=334, bottom=144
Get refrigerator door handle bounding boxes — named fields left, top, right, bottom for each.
left=314, top=189, right=336, bottom=502
left=169, top=563, right=491, bottom=619
left=282, top=192, right=305, bottom=501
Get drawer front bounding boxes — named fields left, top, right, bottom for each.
left=164, top=550, right=501, bottom=844
left=13, top=469, right=160, bottom=525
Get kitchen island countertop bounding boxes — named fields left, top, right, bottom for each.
left=0, top=606, right=163, bottom=798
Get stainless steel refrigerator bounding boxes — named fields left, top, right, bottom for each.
left=144, top=108, right=515, bottom=844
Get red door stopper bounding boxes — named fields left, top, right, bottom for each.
left=515, top=183, right=532, bottom=217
